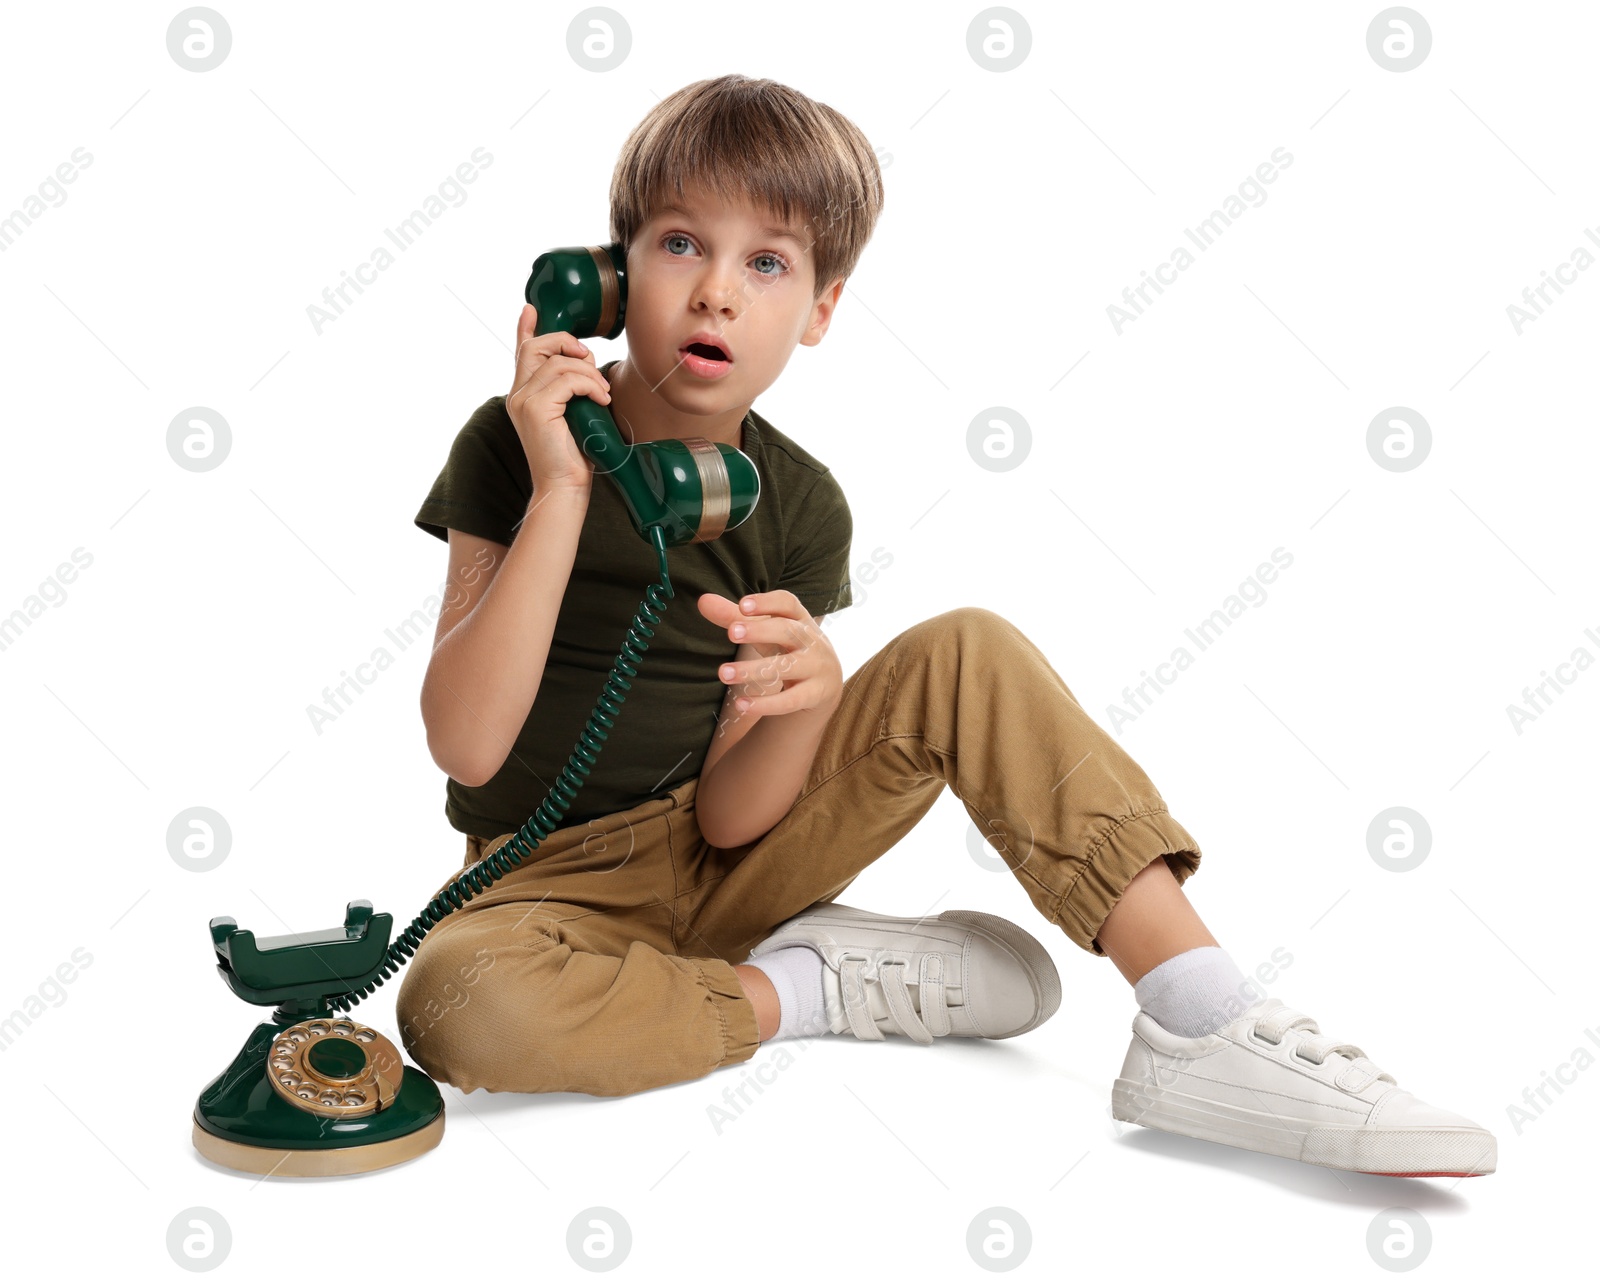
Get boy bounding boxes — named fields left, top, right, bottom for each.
left=398, top=74, right=1495, bottom=1179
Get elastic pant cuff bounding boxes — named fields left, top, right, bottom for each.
left=686, top=956, right=762, bottom=1069
left=1053, top=808, right=1202, bottom=955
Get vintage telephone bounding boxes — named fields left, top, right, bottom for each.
left=192, top=243, right=761, bottom=1176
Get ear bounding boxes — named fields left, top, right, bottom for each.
left=799, top=275, right=846, bottom=347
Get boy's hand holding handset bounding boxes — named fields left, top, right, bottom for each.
left=507, top=302, right=613, bottom=494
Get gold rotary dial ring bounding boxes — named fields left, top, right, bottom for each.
left=267, top=1016, right=402, bottom=1118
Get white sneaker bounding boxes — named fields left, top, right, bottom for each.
left=746, top=901, right=1061, bottom=1043
left=1111, top=996, right=1497, bottom=1177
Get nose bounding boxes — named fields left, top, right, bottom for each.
left=690, top=256, right=743, bottom=321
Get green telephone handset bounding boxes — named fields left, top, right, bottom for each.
left=192, top=243, right=762, bottom=1177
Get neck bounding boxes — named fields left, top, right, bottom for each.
left=605, top=357, right=748, bottom=450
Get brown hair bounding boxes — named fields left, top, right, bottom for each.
left=609, top=74, right=884, bottom=301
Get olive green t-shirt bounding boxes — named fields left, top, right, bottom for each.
left=414, top=360, right=854, bottom=838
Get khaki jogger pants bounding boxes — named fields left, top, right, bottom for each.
left=394, top=606, right=1203, bottom=1097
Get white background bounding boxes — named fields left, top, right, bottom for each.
left=2, top=1, right=1594, bottom=1275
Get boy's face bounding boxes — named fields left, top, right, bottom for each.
left=623, top=179, right=843, bottom=413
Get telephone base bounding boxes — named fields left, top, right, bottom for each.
left=191, top=1113, right=445, bottom=1176
left=192, top=1018, right=446, bottom=1178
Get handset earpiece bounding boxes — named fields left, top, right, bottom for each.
left=524, top=243, right=759, bottom=546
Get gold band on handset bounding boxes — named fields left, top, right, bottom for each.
left=683, top=438, right=733, bottom=542
left=586, top=243, right=621, bottom=338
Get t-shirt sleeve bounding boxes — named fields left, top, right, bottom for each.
left=414, top=397, right=532, bottom=547
left=778, top=470, right=854, bottom=618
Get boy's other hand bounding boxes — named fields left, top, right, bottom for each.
left=697, top=591, right=843, bottom=718
left=507, top=302, right=611, bottom=494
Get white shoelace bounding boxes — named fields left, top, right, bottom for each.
left=836, top=955, right=951, bottom=1045
left=1252, top=1003, right=1396, bottom=1088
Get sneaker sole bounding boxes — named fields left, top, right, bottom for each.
left=1111, top=1078, right=1496, bottom=1177
left=782, top=902, right=1063, bottom=1038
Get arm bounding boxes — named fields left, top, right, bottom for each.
left=695, top=473, right=854, bottom=848
left=419, top=485, right=589, bottom=786
left=694, top=600, right=844, bottom=849
left=696, top=684, right=840, bottom=849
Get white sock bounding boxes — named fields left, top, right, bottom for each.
left=746, top=945, right=831, bottom=1040
left=1134, top=945, right=1255, bottom=1039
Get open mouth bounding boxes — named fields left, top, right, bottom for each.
left=681, top=341, right=731, bottom=363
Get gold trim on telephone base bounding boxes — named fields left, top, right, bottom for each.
left=191, top=1113, right=445, bottom=1177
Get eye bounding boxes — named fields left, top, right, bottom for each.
left=752, top=252, right=790, bottom=278
left=663, top=233, right=695, bottom=256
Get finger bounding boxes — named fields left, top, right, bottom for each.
left=527, top=359, right=613, bottom=404
left=513, top=306, right=549, bottom=385
left=514, top=321, right=592, bottom=393
left=516, top=336, right=593, bottom=391
left=733, top=684, right=812, bottom=716
left=735, top=590, right=805, bottom=620
left=697, top=592, right=742, bottom=625
left=719, top=648, right=804, bottom=687
left=723, top=614, right=807, bottom=648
